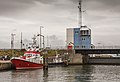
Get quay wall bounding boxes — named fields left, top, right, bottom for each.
left=69, top=54, right=83, bottom=65
left=0, top=61, right=14, bottom=70
left=88, top=57, right=120, bottom=65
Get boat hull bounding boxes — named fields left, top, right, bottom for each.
left=11, top=59, right=43, bottom=69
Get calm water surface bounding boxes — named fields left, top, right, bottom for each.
left=0, top=65, right=120, bottom=82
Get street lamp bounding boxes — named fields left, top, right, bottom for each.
left=40, top=26, right=44, bottom=49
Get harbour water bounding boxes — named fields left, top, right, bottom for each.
left=0, top=65, right=120, bottom=82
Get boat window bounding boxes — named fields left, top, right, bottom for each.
left=33, top=54, right=39, bottom=57
left=32, top=54, right=36, bottom=56
left=36, top=54, right=38, bottom=56
left=36, top=54, right=40, bottom=57
left=24, top=54, right=32, bottom=56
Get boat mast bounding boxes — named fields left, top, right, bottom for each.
left=78, top=0, right=82, bottom=28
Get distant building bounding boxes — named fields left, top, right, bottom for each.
left=66, top=26, right=91, bottom=49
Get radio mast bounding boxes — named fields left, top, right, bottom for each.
left=78, top=0, right=82, bottom=28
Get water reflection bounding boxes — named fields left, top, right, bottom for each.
left=74, top=65, right=94, bottom=82
left=0, top=65, right=120, bottom=82
left=11, top=69, right=43, bottom=82
left=43, top=67, right=48, bottom=82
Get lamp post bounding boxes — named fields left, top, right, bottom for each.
left=40, top=26, right=44, bottom=50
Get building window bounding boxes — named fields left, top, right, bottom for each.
left=75, top=31, right=79, bottom=34
left=84, top=46, right=85, bottom=48
left=82, top=38, right=85, bottom=40
left=75, top=46, right=79, bottom=48
left=83, top=31, right=85, bottom=34
left=81, top=31, right=83, bottom=35
left=87, top=30, right=89, bottom=35
left=82, top=45, right=86, bottom=48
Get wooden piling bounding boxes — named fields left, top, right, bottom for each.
left=42, top=51, right=48, bottom=77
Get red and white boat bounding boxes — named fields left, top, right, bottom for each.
left=11, top=49, right=43, bottom=69
left=11, top=35, right=43, bottom=69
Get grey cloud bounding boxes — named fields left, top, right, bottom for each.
left=0, top=0, right=57, bottom=16
left=70, top=0, right=79, bottom=3
left=70, top=0, right=120, bottom=6
left=49, top=35, right=65, bottom=47
left=0, top=0, right=66, bottom=17
left=70, top=0, right=120, bottom=12
left=36, top=0, right=57, bottom=4
left=0, top=0, right=36, bottom=16
left=85, top=0, right=120, bottom=11
left=98, top=0, right=120, bottom=6
left=1, top=0, right=120, bottom=16
left=0, top=40, right=10, bottom=49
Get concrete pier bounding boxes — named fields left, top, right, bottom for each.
left=0, top=60, right=13, bottom=70
left=69, top=53, right=83, bottom=65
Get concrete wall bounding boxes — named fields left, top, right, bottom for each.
left=0, top=61, right=14, bottom=70
left=66, top=28, right=74, bottom=45
left=69, top=53, right=83, bottom=64
left=89, top=57, right=120, bottom=64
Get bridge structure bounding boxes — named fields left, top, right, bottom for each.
left=75, top=49, right=120, bottom=55
left=74, top=48, right=120, bottom=64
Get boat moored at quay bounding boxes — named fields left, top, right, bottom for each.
left=11, top=49, right=43, bottom=69
left=11, top=35, right=43, bottom=70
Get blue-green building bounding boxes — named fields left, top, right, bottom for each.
left=66, top=26, right=91, bottom=49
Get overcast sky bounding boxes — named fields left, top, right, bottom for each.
left=0, top=0, right=120, bottom=49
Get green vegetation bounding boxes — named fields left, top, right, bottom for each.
left=47, top=50, right=57, bottom=56
left=47, top=49, right=68, bottom=57
left=0, top=49, right=68, bottom=58
left=0, top=49, right=24, bottom=58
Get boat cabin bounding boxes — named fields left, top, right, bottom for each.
left=24, top=51, right=40, bottom=57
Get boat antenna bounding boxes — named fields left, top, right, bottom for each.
left=78, top=0, right=82, bottom=28
left=20, top=32, right=23, bottom=51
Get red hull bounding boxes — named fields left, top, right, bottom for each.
left=11, top=59, right=43, bottom=69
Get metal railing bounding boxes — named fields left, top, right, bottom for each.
left=48, top=45, right=120, bottom=50
left=94, top=46, right=120, bottom=49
